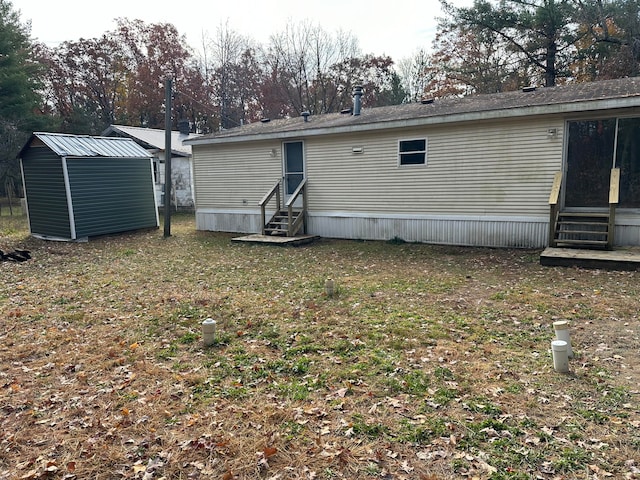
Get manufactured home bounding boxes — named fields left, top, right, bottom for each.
left=185, top=78, right=640, bottom=249
left=20, top=132, right=159, bottom=241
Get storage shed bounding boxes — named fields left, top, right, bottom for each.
left=20, top=132, right=159, bottom=241
left=101, top=124, right=199, bottom=209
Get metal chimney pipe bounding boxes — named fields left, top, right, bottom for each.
left=178, top=119, right=190, bottom=135
left=353, top=86, right=363, bottom=116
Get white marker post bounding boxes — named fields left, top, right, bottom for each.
left=202, top=318, right=217, bottom=346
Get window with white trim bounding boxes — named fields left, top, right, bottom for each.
left=398, top=138, right=427, bottom=166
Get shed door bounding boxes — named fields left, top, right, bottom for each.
left=283, top=141, right=304, bottom=202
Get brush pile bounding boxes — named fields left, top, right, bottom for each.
left=0, top=248, right=31, bottom=262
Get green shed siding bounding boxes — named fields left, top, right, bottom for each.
left=66, top=158, right=158, bottom=238
left=21, top=147, right=72, bottom=239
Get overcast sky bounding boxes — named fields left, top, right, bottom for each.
left=16, top=0, right=472, bottom=62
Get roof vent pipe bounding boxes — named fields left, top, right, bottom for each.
left=178, top=119, right=190, bottom=135
left=353, top=85, right=363, bottom=116
left=301, top=111, right=310, bottom=122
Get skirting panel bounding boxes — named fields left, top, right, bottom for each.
left=615, top=225, right=640, bottom=246
left=308, top=214, right=548, bottom=248
left=196, top=209, right=548, bottom=248
left=196, top=210, right=261, bottom=234
left=195, top=209, right=640, bottom=248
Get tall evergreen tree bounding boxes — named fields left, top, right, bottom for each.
left=439, top=0, right=580, bottom=88
left=0, top=0, right=49, bottom=196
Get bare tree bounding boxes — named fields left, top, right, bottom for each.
left=265, top=21, right=361, bottom=115
left=397, top=49, right=435, bottom=102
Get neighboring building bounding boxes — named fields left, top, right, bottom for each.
left=20, top=132, right=158, bottom=241
left=102, top=123, right=197, bottom=209
left=185, top=78, right=640, bottom=248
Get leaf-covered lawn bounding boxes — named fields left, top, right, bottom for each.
left=1, top=213, right=639, bottom=479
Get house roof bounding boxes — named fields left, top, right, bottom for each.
left=185, top=77, right=640, bottom=146
left=21, top=132, right=152, bottom=158
left=101, top=124, right=198, bottom=157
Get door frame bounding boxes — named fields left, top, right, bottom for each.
left=282, top=140, right=305, bottom=205
left=562, top=117, right=617, bottom=211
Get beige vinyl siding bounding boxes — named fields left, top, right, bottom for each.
left=193, top=140, right=282, bottom=209
left=305, top=117, right=564, bottom=217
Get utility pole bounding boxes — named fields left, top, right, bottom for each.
left=163, top=76, right=172, bottom=237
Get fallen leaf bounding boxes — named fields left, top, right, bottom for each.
left=589, top=464, right=614, bottom=477
left=334, top=387, right=348, bottom=398
left=263, top=446, right=277, bottom=458
left=401, top=461, right=414, bottom=473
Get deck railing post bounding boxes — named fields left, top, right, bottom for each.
left=548, top=172, right=563, bottom=247
left=302, top=183, right=307, bottom=234
left=284, top=179, right=307, bottom=237
left=259, top=180, right=282, bottom=235
left=608, top=168, right=620, bottom=250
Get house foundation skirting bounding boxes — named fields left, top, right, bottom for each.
left=196, top=209, right=551, bottom=248
left=195, top=209, right=640, bottom=248
left=308, top=212, right=549, bottom=248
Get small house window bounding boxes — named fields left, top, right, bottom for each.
left=399, top=138, right=427, bottom=166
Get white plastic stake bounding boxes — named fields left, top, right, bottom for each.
left=202, top=318, right=217, bottom=346
left=551, top=340, right=569, bottom=373
left=553, top=321, right=573, bottom=358
left=325, top=279, right=335, bottom=297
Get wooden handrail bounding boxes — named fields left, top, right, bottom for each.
left=609, top=168, right=620, bottom=205
left=285, top=178, right=306, bottom=208
left=259, top=180, right=281, bottom=235
left=607, top=168, right=620, bottom=249
left=286, top=179, right=306, bottom=236
left=548, top=172, right=562, bottom=247
left=259, top=180, right=282, bottom=206
left=548, top=172, right=562, bottom=206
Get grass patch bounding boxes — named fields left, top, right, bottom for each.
left=1, top=213, right=638, bottom=479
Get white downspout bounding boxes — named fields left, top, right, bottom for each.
left=61, top=157, right=77, bottom=240
left=19, top=159, right=31, bottom=233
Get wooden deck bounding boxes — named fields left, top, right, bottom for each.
left=540, top=247, right=640, bottom=270
left=231, top=234, right=320, bottom=246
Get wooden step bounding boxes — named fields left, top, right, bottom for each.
left=553, top=210, right=613, bottom=250
left=555, top=238, right=608, bottom=246
left=558, top=212, right=610, bottom=218
left=264, top=228, right=288, bottom=236
left=557, top=221, right=608, bottom=227
left=557, top=230, right=609, bottom=237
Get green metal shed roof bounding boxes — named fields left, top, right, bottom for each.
left=22, top=132, right=152, bottom=158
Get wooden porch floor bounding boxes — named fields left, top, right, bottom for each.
left=231, top=234, right=320, bottom=246
left=540, top=247, right=640, bottom=270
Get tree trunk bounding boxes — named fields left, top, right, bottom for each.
left=545, top=38, right=558, bottom=87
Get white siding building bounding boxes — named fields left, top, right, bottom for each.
left=186, top=78, right=640, bottom=248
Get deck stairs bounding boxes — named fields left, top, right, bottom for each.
left=264, top=209, right=304, bottom=236
left=548, top=169, right=619, bottom=250
left=552, top=212, right=611, bottom=249
left=259, top=178, right=307, bottom=238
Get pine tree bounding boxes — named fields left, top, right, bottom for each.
left=0, top=0, right=49, bottom=196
